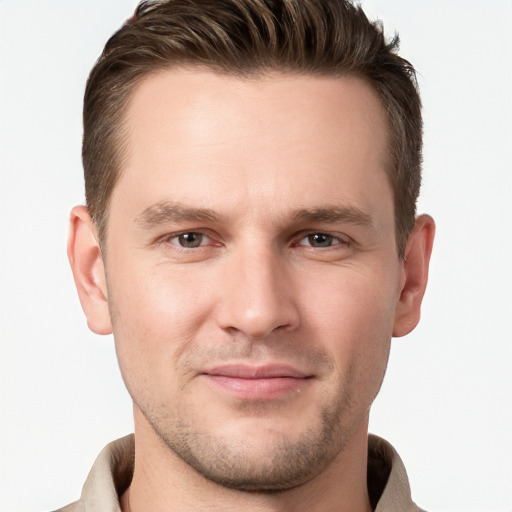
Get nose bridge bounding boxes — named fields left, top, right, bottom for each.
left=218, top=241, right=299, bottom=339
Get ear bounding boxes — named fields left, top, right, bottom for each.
left=67, top=205, right=112, bottom=335
left=393, top=214, right=435, bottom=337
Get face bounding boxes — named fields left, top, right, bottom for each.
left=102, top=70, right=404, bottom=490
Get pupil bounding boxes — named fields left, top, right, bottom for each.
left=309, top=233, right=332, bottom=247
left=179, top=233, right=202, bottom=248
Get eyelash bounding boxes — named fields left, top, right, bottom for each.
left=159, top=231, right=350, bottom=250
left=293, top=232, right=351, bottom=249
left=161, top=231, right=218, bottom=250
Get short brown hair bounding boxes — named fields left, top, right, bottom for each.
left=83, top=0, right=422, bottom=257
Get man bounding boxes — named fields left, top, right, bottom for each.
left=63, top=0, right=434, bottom=510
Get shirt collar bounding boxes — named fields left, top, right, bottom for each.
left=73, top=433, right=422, bottom=512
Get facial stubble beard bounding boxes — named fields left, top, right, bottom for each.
left=137, top=376, right=365, bottom=493
left=108, top=287, right=386, bottom=493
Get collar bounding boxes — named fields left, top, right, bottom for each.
left=60, top=434, right=423, bottom=511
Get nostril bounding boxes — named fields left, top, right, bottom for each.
left=218, top=301, right=301, bottom=340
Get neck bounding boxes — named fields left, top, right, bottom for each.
left=121, top=408, right=372, bottom=512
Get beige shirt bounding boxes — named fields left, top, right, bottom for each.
left=56, top=434, right=425, bottom=512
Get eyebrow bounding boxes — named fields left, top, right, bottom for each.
left=135, top=201, right=373, bottom=230
left=135, top=200, right=220, bottom=228
left=291, top=206, right=373, bottom=227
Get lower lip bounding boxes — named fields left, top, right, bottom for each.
left=203, top=375, right=310, bottom=400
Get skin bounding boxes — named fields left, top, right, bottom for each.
left=68, top=69, right=434, bottom=512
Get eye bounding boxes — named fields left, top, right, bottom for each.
left=298, top=233, right=349, bottom=248
left=171, top=232, right=209, bottom=248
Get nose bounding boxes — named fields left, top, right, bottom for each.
left=216, top=246, right=300, bottom=339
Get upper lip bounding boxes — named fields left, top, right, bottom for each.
left=203, top=364, right=310, bottom=379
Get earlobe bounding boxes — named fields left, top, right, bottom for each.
left=393, top=214, right=435, bottom=338
left=67, top=206, right=112, bottom=335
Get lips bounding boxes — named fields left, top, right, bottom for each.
left=202, top=364, right=312, bottom=400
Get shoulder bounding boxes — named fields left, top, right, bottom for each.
left=52, top=501, right=83, bottom=512
left=50, top=434, right=134, bottom=512
left=369, top=434, right=426, bottom=512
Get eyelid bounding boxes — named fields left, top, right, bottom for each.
left=293, top=231, right=351, bottom=248
left=158, top=230, right=219, bottom=248
left=155, top=229, right=351, bottom=250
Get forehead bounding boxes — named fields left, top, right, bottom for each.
left=113, top=68, right=392, bottom=226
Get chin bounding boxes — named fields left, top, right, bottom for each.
left=146, top=402, right=355, bottom=492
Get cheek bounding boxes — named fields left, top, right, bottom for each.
left=302, top=278, right=393, bottom=420
left=299, top=266, right=396, bottom=376
left=106, top=262, right=217, bottom=393
left=109, top=258, right=214, bottom=338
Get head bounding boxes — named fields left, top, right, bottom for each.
left=69, top=0, right=434, bottom=497
left=83, top=0, right=422, bottom=258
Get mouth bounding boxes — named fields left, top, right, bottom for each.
left=201, top=364, right=313, bottom=400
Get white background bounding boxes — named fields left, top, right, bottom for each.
left=0, top=1, right=511, bottom=511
